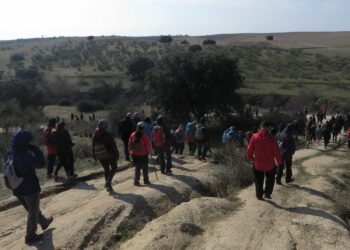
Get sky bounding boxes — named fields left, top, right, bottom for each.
left=0, top=0, right=349, bottom=40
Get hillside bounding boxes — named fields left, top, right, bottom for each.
left=1, top=31, right=350, bottom=115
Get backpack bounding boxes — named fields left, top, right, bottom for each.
left=278, top=138, right=287, bottom=156
left=2, top=153, right=23, bottom=190
left=94, top=138, right=111, bottom=161
left=152, top=126, right=165, bottom=147
left=195, top=126, right=204, bottom=140
left=185, top=123, right=193, bottom=136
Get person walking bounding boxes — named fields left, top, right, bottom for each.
left=247, top=121, right=283, bottom=200
left=174, top=125, right=185, bottom=155
left=152, top=115, right=173, bottom=174
left=195, top=118, right=210, bottom=161
left=129, top=122, right=152, bottom=186
left=54, top=121, right=77, bottom=180
left=42, top=118, right=58, bottom=179
left=92, top=120, right=119, bottom=192
left=4, top=130, right=53, bottom=244
left=323, top=122, right=332, bottom=148
left=118, top=113, right=135, bottom=161
left=276, top=123, right=296, bottom=184
left=185, top=121, right=197, bottom=155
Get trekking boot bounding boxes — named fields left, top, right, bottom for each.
left=144, top=180, right=151, bottom=185
left=166, top=170, right=173, bottom=175
left=256, top=196, right=264, bottom=201
left=41, top=216, right=53, bottom=230
left=134, top=181, right=141, bottom=186
left=106, top=185, right=114, bottom=193
left=25, top=233, right=43, bottom=245
left=276, top=180, right=282, bottom=185
left=286, top=178, right=295, bottom=183
left=264, top=194, right=272, bottom=199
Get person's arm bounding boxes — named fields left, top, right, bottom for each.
left=272, top=139, right=283, bottom=165
left=246, top=136, right=255, bottom=160
left=29, top=145, right=45, bottom=168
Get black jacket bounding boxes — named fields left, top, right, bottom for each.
left=277, top=123, right=296, bottom=156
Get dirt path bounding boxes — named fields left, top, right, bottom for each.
left=120, top=144, right=350, bottom=250
left=0, top=142, right=349, bottom=250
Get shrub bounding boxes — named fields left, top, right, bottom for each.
left=58, top=98, right=73, bottom=106
left=77, top=100, right=104, bottom=112
left=159, top=35, right=173, bottom=43
left=189, top=44, right=202, bottom=52
left=202, top=39, right=216, bottom=45
left=211, top=143, right=254, bottom=197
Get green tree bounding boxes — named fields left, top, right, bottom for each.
left=159, top=35, right=173, bottom=44
left=127, top=56, right=154, bottom=81
left=146, top=48, right=243, bottom=120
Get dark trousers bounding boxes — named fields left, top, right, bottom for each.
left=253, top=167, right=276, bottom=198
left=122, top=139, right=130, bottom=160
left=276, top=154, right=293, bottom=182
left=197, top=142, right=209, bottom=158
left=156, top=144, right=172, bottom=173
left=17, top=192, right=50, bottom=239
left=47, top=154, right=56, bottom=175
left=188, top=142, right=196, bottom=155
left=175, top=143, right=185, bottom=155
left=100, top=159, right=117, bottom=187
left=132, top=154, right=149, bottom=183
left=55, top=152, right=75, bottom=177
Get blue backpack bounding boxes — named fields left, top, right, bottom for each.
left=185, top=122, right=193, bottom=136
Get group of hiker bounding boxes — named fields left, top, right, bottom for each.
left=2, top=107, right=349, bottom=245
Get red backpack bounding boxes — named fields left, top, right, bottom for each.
left=152, top=126, right=165, bottom=147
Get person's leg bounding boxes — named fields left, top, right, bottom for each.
left=142, top=155, right=150, bottom=183
left=165, top=144, right=172, bottom=173
left=179, top=143, right=185, bottom=155
left=22, top=193, right=45, bottom=239
left=276, top=162, right=284, bottom=184
left=54, top=156, right=63, bottom=177
left=99, top=160, right=110, bottom=186
left=123, top=139, right=130, bottom=161
left=47, top=154, right=56, bottom=177
left=157, top=147, right=166, bottom=173
left=264, top=167, right=276, bottom=197
left=253, top=167, right=264, bottom=199
left=197, top=143, right=203, bottom=159
left=107, top=161, right=118, bottom=187
left=202, top=143, right=209, bottom=158
left=285, top=155, right=293, bottom=182
left=133, top=155, right=141, bottom=185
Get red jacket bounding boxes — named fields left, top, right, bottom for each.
left=128, top=132, right=152, bottom=156
left=247, top=128, right=283, bottom=172
left=43, top=126, right=57, bottom=154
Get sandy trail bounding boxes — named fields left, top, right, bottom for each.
left=120, top=143, right=350, bottom=250
left=1, top=141, right=349, bottom=250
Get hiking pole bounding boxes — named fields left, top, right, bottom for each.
left=150, top=154, right=159, bottom=181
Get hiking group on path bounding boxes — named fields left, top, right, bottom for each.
left=2, top=108, right=349, bottom=245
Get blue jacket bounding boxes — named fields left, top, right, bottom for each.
left=5, top=131, right=45, bottom=197
left=143, top=122, right=152, bottom=140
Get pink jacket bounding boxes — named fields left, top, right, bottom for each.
left=128, top=132, right=152, bottom=156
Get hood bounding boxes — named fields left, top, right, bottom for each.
left=12, top=130, right=33, bottom=146
left=257, top=128, right=270, bottom=140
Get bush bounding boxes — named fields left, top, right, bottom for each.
left=202, top=39, right=216, bottom=45
left=77, top=100, right=104, bottom=112
left=211, top=143, right=254, bottom=197
left=58, top=98, right=73, bottom=106
left=159, top=35, right=173, bottom=43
